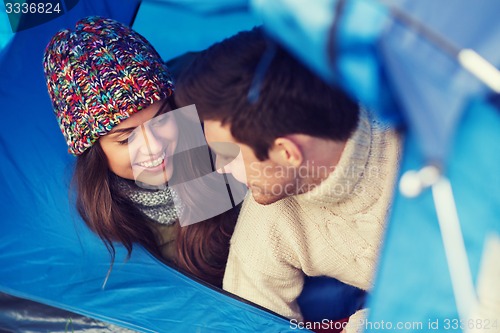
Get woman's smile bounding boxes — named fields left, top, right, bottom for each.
left=136, top=152, right=166, bottom=169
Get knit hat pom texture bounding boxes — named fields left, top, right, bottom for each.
left=43, top=16, right=174, bottom=155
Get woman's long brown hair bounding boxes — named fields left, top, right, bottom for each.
left=176, top=206, right=240, bottom=287
left=73, top=99, right=240, bottom=288
left=74, top=142, right=163, bottom=262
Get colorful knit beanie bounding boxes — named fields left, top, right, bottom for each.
left=43, top=16, right=174, bottom=155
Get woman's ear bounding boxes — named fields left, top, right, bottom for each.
left=269, top=137, right=303, bottom=167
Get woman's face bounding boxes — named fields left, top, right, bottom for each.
left=100, top=100, right=178, bottom=187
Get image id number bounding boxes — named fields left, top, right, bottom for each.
left=444, top=318, right=498, bottom=330
left=5, top=2, right=61, bottom=14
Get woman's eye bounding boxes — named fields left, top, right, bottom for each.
left=117, top=132, right=136, bottom=145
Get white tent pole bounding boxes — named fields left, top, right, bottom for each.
left=432, top=177, right=478, bottom=331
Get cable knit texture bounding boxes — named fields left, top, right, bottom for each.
left=223, top=112, right=401, bottom=326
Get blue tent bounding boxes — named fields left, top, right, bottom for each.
left=1, top=0, right=499, bottom=332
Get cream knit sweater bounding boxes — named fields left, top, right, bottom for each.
left=223, top=112, right=401, bottom=324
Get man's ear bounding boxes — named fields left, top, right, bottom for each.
left=269, top=137, right=303, bottom=167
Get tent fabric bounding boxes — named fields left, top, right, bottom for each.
left=133, top=0, right=258, bottom=62
left=369, top=98, right=500, bottom=332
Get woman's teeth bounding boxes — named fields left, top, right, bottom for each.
left=138, top=154, right=165, bottom=168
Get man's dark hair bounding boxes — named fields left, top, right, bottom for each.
left=176, top=27, right=359, bottom=161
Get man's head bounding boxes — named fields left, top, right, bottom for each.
left=176, top=28, right=359, bottom=204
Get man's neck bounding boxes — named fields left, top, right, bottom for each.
left=296, top=138, right=347, bottom=194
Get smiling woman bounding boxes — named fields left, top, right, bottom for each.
left=100, top=100, right=178, bottom=187
left=42, top=16, right=241, bottom=288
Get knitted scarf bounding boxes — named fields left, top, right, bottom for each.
left=115, top=177, right=183, bottom=226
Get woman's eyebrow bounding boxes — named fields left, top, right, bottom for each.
left=108, top=127, right=135, bottom=135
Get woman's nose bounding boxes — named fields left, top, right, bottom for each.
left=138, top=124, right=163, bottom=156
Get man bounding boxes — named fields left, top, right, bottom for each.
left=176, top=28, right=401, bottom=330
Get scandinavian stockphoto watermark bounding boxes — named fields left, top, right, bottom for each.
left=290, top=318, right=499, bottom=331
left=127, top=104, right=381, bottom=225
left=248, top=160, right=381, bottom=198
left=127, top=104, right=247, bottom=227
left=289, top=318, right=424, bottom=332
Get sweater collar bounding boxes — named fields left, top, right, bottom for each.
left=295, top=110, right=376, bottom=206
